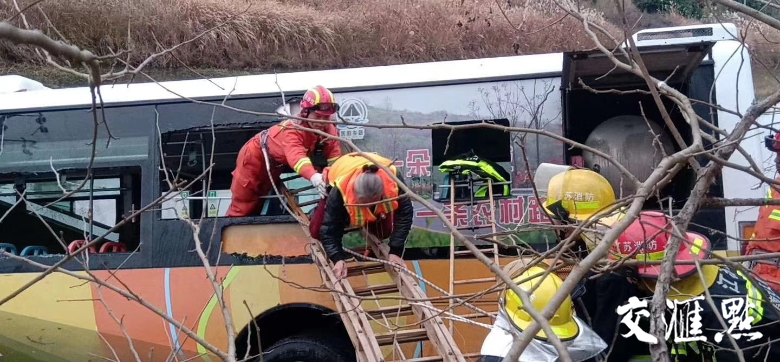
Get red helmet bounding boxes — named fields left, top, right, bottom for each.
left=300, top=85, right=339, bottom=117
left=612, top=211, right=710, bottom=278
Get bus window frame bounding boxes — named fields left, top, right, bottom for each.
left=0, top=104, right=158, bottom=273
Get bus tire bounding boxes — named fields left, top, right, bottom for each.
left=260, top=332, right=355, bottom=362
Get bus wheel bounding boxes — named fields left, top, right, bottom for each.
left=260, top=331, right=355, bottom=362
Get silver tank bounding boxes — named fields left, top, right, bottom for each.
left=582, top=115, right=675, bottom=199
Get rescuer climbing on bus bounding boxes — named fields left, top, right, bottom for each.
left=227, top=85, right=343, bottom=217
left=309, top=152, right=414, bottom=279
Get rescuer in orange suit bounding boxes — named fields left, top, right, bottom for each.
left=227, top=85, right=342, bottom=217
left=745, top=132, right=780, bottom=292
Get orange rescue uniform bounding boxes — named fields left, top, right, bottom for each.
left=746, top=182, right=780, bottom=292
left=227, top=119, right=341, bottom=217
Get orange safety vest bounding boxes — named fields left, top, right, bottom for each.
left=326, top=152, right=400, bottom=227
left=748, top=184, right=780, bottom=250
left=746, top=182, right=780, bottom=292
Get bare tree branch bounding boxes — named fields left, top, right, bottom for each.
left=701, top=197, right=780, bottom=207
left=0, top=21, right=100, bottom=84
left=648, top=88, right=780, bottom=361
left=713, top=0, right=780, bottom=32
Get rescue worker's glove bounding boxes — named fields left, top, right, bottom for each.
left=310, top=173, right=327, bottom=197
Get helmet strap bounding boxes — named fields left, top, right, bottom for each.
left=547, top=200, right=571, bottom=222
left=765, top=134, right=780, bottom=152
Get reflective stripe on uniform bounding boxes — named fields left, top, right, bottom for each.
left=294, top=157, right=312, bottom=173
left=670, top=343, right=688, bottom=356
left=770, top=209, right=780, bottom=221
left=737, top=270, right=765, bottom=324
left=687, top=342, right=700, bottom=354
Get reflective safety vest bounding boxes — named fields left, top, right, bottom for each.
left=326, top=152, right=400, bottom=227
left=438, top=153, right=511, bottom=197
left=745, top=183, right=780, bottom=292
left=748, top=184, right=780, bottom=249
left=676, top=267, right=779, bottom=361
left=669, top=341, right=721, bottom=362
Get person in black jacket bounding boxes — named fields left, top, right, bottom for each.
left=313, top=152, right=414, bottom=279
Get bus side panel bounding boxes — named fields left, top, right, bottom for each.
left=329, top=78, right=565, bottom=252
left=712, top=41, right=761, bottom=252
left=0, top=272, right=105, bottom=361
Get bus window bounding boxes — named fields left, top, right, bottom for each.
left=157, top=127, right=305, bottom=219
left=0, top=108, right=151, bottom=256
left=159, top=129, right=219, bottom=219
left=0, top=166, right=142, bottom=255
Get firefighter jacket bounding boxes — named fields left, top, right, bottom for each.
left=319, top=153, right=414, bottom=263
left=747, top=184, right=780, bottom=252
left=745, top=186, right=780, bottom=291
left=577, top=268, right=651, bottom=362
left=265, top=119, right=342, bottom=180
left=745, top=184, right=780, bottom=292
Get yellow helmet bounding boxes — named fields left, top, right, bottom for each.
left=501, top=266, right=579, bottom=341
left=544, top=169, right=616, bottom=222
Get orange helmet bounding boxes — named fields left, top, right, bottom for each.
left=300, top=85, right=339, bottom=117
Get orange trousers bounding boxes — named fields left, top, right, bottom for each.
left=747, top=243, right=780, bottom=292
left=227, top=135, right=283, bottom=217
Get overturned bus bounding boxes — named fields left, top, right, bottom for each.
left=0, top=22, right=767, bottom=361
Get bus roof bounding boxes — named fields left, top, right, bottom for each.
left=0, top=52, right=564, bottom=112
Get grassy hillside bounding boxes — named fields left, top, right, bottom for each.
left=1, top=0, right=778, bottom=98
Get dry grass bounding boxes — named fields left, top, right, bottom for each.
left=1, top=0, right=777, bottom=93
left=736, top=17, right=780, bottom=98
left=593, top=0, right=700, bottom=31
left=0, top=0, right=616, bottom=80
